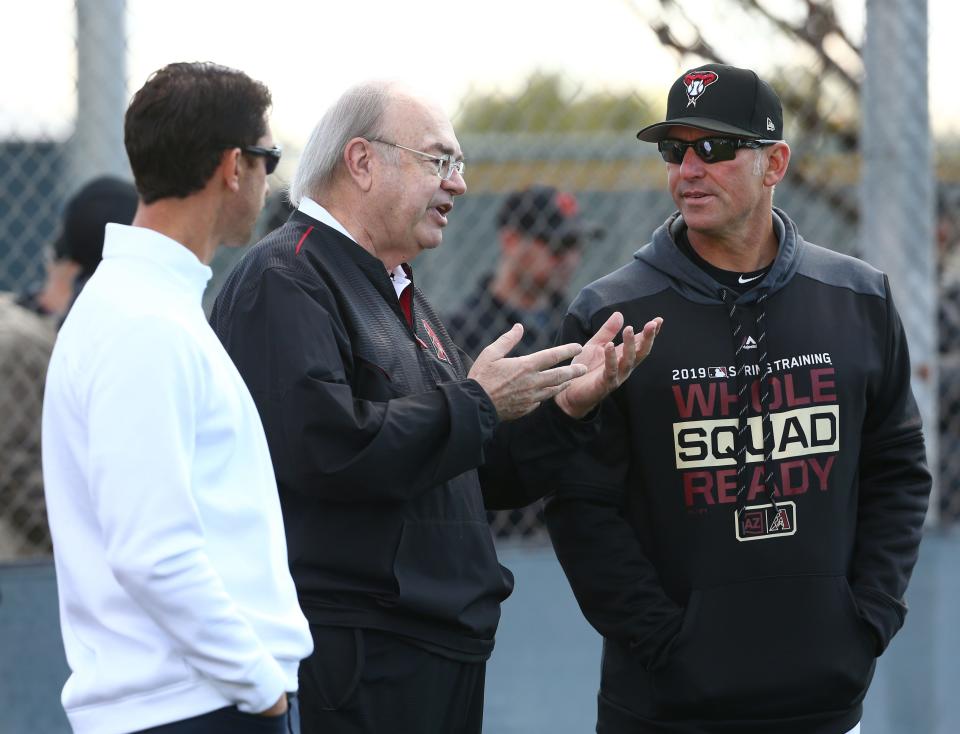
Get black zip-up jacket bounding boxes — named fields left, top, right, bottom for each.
left=545, top=209, right=931, bottom=733
left=210, top=212, right=597, bottom=659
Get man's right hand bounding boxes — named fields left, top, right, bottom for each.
left=467, top=323, right=587, bottom=421
left=258, top=693, right=288, bottom=717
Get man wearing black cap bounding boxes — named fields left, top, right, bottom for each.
left=446, top=185, right=601, bottom=360
left=546, top=63, right=930, bottom=734
left=17, top=176, right=138, bottom=321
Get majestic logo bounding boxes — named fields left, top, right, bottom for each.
left=736, top=501, right=797, bottom=542
left=683, top=70, right=720, bottom=107
left=741, top=336, right=758, bottom=350
left=421, top=319, right=450, bottom=363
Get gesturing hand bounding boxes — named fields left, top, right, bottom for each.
left=555, top=311, right=663, bottom=419
left=468, top=324, right=588, bottom=421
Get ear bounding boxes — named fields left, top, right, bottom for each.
left=342, top=137, right=375, bottom=192
left=763, top=142, right=791, bottom=187
left=219, top=147, right=243, bottom=193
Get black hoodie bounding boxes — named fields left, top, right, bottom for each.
left=545, top=208, right=931, bottom=733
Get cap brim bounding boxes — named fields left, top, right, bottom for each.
left=636, top=117, right=760, bottom=142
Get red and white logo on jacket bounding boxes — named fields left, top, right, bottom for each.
left=421, top=319, right=450, bottom=363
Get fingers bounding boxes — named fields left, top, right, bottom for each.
left=606, top=316, right=664, bottom=386
left=603, top=341, right=618, bottom=386
left=539, top=363, right=589, bottom=388
left=585, top=311, right=625, bottom=348
left=525, top=341, right=584, bottom=370
left=478, top=323, right=524, bottom=362
left=630, top=317, right=663, bottom=362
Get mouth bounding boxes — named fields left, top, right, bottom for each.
left=680, top=190, right=713, bottom=201
left=431, top=202, right=453, bottom=226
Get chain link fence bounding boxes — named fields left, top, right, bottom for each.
left=0, top=0, right=949, bottom=560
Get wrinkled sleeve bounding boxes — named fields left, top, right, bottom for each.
left=544, top=310, right=684, bottom=670
left=86, top=317, right=287, bottom=713
left=217, top=267, right=497, bottom=503
left=479, top=396, right=601, bottom=510
left=852, top=277, right=932, bottom=653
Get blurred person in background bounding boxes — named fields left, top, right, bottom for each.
left=446, top=184, right=602, bottom=359
left=0, top=177, right=137, bottom=560
left=260, top=189, right=297, bottom=236
left=0, top=290, right=56, bottom=558
left=41, top=61, right=312, bottom=734
left=935, top=188, right=960, bottom=522
left=546, top=63, right=931, bottom=734
left=17, top=176, right=138, bottom=322
left=446, top=184, right=603, bottom=538
left=210, top=79, right=663, bottom=734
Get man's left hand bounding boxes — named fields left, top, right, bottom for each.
left=554, top=311, right=663, bottom=419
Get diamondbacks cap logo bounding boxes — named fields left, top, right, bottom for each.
left=421, top=319, right=450, bottom=363
left=683, top=70, right=720, bottom=107
left=735, top=501, right=797, bottom=542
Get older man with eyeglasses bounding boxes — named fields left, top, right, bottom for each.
left=209, top=80, right=663, bottom=734
left=544, top=63, right=931, bottom=734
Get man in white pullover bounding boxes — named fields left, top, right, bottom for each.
left=41, top=62, right=313, bottom=734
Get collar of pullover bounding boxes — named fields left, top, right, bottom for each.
left=101, top=223, right=213, bottom=300
left=634, top=207, right=801, bottom=306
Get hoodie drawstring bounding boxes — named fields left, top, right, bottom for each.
left=720, top=288, right=780, bottom=532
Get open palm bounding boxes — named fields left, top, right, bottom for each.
left=556, top=311, right=663, bottom=419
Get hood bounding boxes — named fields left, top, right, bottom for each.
left=633, top=207, right=804, bottom=305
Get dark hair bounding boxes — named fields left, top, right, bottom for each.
left=124, top=62, right=272, bottom=204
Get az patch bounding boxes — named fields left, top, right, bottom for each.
left=735, top=501, right=797, bottom=542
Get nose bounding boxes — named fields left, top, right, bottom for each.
left=679, top=145, right=705, bottom=177
left=442, top=168, right=467, bottom=196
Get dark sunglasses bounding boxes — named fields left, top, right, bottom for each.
left=241, top=144, right=282, bottom=175
left=657, top=137, right=777, bottom=164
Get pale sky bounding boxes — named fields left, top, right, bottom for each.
left=2, top=0, right=957, bottom=145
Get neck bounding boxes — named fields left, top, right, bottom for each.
left=320, top=190, right=407, bottom=273
left=131, top=195, right=221, bottom=265
left=686, top=215, right=779, bottom=272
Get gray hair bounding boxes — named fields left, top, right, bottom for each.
left=289, top=80, right=398, bottom=205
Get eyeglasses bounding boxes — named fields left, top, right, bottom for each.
left=371, top=139, right=465, bottom=181
left=240, top=145, right=282, bottom=175
left=657, top=137, right=777, bottom=165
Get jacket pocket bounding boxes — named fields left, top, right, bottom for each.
left=392, top=519, right=513, bottom=637
left=653, top=575, right=876, bottom=718
left=301, top=626, right=364, bottom=711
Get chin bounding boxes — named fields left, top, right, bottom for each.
left=417, top=232, right=444, bottom=251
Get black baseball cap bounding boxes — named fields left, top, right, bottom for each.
left=637, top=63, right=783, bottom=142
left=53, top=176, right=139, bottom=274
left=497, top=185, right=604, bottom=251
